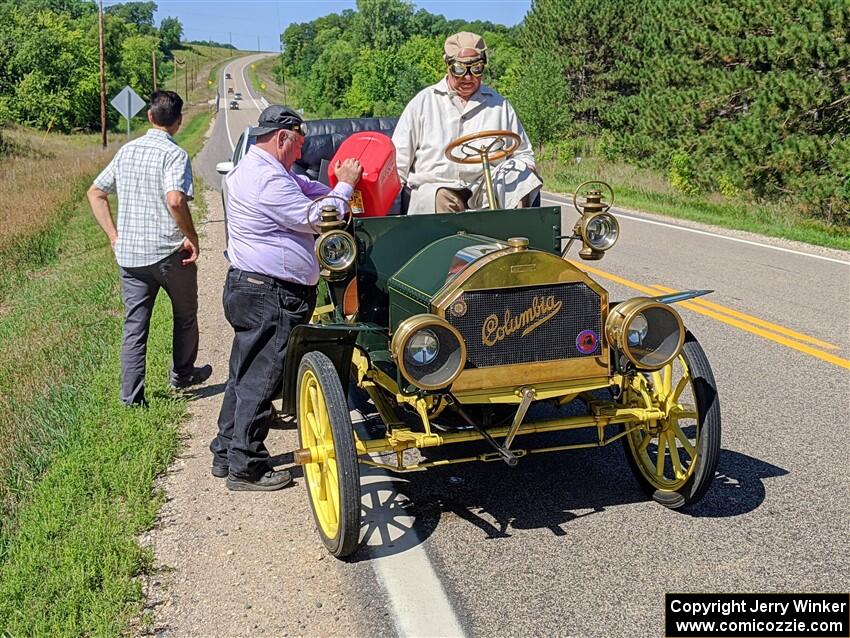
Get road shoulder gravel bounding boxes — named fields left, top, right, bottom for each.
left=138, top=189, right=367, bottom=637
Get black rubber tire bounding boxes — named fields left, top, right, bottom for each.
left=622, top=331, right=721, bottom=509
left=297, top=351, right=361, bottom=557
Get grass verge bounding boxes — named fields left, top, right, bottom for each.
left=0, top=128, right=115, bottom=301
left=252, top=54, right=290, bottom=105
left=0, top=194, right=186, bottom=637
left=246, top=61, right=262, bottom=95
left=175, top=108, right=214, bottom=158
left=541, top=156, right=850, bottom=251
left=0, top=107, right=212, bottom=636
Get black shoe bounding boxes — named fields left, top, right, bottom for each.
left=268, top=408, right=297, bottom=430
left=226, top=469, right=293, bottom=492
left=211, top=463, right=229, bottom=478
left=171, top=364, right=213, bottom=389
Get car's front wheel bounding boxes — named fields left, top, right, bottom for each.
left=297, top=351, right=361, bottom=557
left=621, top=331, right=720, bottom=509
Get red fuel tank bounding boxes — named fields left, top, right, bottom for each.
left=327, top=132, right=401, bottom=217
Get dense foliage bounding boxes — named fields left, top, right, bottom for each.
left=523, top=0, right=849, bottom=221
left=0, top=0, right=185, bottom=131
left=1, top=0, right=845, bottom=219
left=280, top=0, right=847, bottom=222
left=278, top=0, right=516, bottom=118
left=185, top=39, right=236, bottom=50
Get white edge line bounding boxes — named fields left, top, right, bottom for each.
left=222, top=60, right=235, bottom=151
left=362, top=458, right=465, bottom=638
left=542, top=195, right=850, bottom=266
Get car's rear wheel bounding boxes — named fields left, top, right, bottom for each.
left=622, top=331, right=720, bottom=509
left=297, top=351, right=361, bottom=557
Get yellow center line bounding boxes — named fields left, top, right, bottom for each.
left=649, top=284, right=840, bottom=351
left=573, top=261, right=850, bottom=371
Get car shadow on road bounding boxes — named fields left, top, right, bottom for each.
left=685, top=448, right=788, bottom=518
left=346, top=441, right=788, bottom=561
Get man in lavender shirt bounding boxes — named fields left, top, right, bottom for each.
left=211, top=105, right=362, bottom=491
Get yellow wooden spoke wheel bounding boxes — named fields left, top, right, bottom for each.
left=623, top=331, right=720, bottom=509
left=297, top=351, right=361, bottom=557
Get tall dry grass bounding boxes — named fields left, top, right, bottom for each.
left=0, top=127, right=112, bottom=250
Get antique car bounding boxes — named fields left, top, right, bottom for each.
left=270, top=126, right=721, bottom=558
left=228, top=100, right=239, bottom=110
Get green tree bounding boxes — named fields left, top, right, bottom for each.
left=159, top=16, right=182, bottom=51
left=612, top=0, right=849, bottom=218
left=105, top=1, right=157, bottom=33
left=15, top=0, right=94, bottom=20
left=346, top=35, right=442, bottom=116
left=3, top=8, right=98, bottom=130
left=350, top=0, right=414, bottom=49
left=521, top=0, right=640, bottom=137
left=508, top=50, right=570, bottom=150
left=300, top=36, right=358, bottom=116
left=121, top=34, right=161, bottom=97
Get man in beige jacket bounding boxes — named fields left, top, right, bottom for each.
left=392, top=31, right=541, bottom=214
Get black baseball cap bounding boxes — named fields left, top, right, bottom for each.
left=250, top=105, right=304, bottom=136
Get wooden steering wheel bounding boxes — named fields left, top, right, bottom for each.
left=444, top=129, right=521, bottom=164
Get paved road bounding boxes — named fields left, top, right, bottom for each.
left=195, top=52, right=273, bottom=190
left=195, top=55, right=850, bottom=637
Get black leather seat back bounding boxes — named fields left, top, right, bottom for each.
left=293, top=116, right=399, bottom=180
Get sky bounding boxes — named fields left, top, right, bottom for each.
left=115, top=0, right=532, bottom=52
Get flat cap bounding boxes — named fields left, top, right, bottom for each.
left=443, top=31, right=487, bottom=63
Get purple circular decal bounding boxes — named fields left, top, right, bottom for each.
left=576, top=329, right=599, bottom=354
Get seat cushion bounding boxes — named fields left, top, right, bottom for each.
left=294, top=116, right=398, bottom=180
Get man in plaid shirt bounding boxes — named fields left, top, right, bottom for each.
left=87, top=90, right=211, bottom=406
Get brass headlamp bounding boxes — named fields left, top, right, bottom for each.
left=605, top=297, right=685, bottom=370
left=391, top=314, right=467, bottom=391
left=312, top=203, right=357, bottom=279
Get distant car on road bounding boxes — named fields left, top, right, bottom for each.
left=225, top=72, right=232, bottom=79
left=228, top=100, right=239, bottom=110
left=234, top=92, right=242, bottom=100
left=227, top=87, right=233, bottom=94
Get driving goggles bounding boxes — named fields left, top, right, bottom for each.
left=447, top=60, right=486, bottom=78
left=285, top=122, right=305, bottom=136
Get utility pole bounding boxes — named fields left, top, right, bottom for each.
left=257, top=36, right=260, bottom=52
left=98, top=0, right=106, bottom=148
left=151, top=50, right=158, bottom=92
left=174, top=56, right=185, bottom=100
left=229, top=32, right=233, bottom=57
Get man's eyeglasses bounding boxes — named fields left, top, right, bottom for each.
left=447, top=60, right=486, bottom=78
left=287, top=122, right=305, bottom=136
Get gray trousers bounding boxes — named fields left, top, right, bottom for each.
left=118, top=249, right=199, bottom=405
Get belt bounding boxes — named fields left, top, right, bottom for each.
left=229, top=267, right=312, bottom=294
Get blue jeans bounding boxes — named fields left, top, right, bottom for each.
left=211, top=268, right=316, bottom=479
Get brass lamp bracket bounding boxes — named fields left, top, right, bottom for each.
left=308, top=194, right=352, bottom=234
